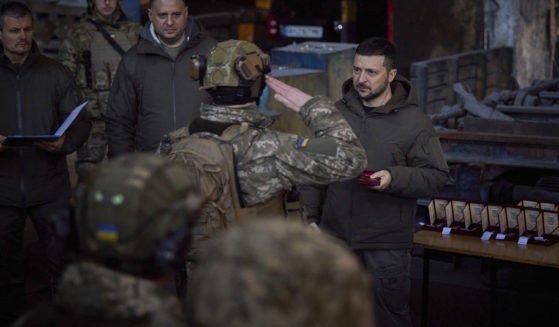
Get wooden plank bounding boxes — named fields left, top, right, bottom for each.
left=414, top=230, right=559, bottom=268
left=426, top=85, right=449, bottom=103
left=437, top=130, right=559, bottom=145
left=457, top=64, right=477, bottom=80
left=426, top=59, right=454, bottom=74
left=411, top=47, right=514, bottom=116
left=453, top=83, right=513, bottom=120
left=462, top=117, right=559, bottom=137
left=426, top=71, right=449, bottom=87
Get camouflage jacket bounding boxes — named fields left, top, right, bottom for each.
left=11, top=261, right=184, bottom=327
left=198, top=96, right=367, bottom=206
left=58, top=12, right=141, bottom=119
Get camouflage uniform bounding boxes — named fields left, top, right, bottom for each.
left=58, top=2, right=141, bottom=177
left=196, top=96, right=366, bottom=206
left=186, top=219, right=375, bottom=327
left=12, top=261, right=184, bottom=327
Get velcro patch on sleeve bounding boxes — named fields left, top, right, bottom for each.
left=96, top=224, right=119, bottom=242
left=296, top=138, right=338, bottom=156
left=297, top=137, right=309, bottom=148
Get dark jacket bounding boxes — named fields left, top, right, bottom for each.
left=301, top=76, right=449, bottom=250
left=0, top=44, right=90, bottom=207
left=106, top=17, right=217, bottom=157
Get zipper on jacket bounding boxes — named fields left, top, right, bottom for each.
left=15, top=74, right=26, bottom=204
left=171, top=61, right=177, bottom=131
left=16, top=75, right=23, bottom=134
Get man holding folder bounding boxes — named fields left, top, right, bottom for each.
left=0, top=2, right=90, bottom=325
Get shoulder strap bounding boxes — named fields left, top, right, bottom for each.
left=88, top=19, right=126, bottom=56
left=220, top=122, right=248, bottom=141
left=218, top=124, right=288, bottom=221
left=218, top=125, right=246, bottom=214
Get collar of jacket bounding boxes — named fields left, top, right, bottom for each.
left=200, top=102, right=276, bottom=128
left=0, top=41, right=40, bottom=71
left=340, top=74, right=418, bottom=116
left=137, top=16, right=201, bottom=56
left=54, top=261, right=183, bottom=320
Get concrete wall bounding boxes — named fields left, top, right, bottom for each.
left=484, top=0, right=551, bottom=88
left=393, top=0, right=485, bottom=78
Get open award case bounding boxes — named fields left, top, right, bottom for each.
left=497, top=206, right=521, bottom=241
left=444, top=199, right=482, bottom=235
left=481, top=204, right=502, bottom=236
left=516, top=200, right=556, bottom=246
left=539, top=202, right=558, bottom=212
left=425, top=197, right=450, bottom=231
left=538, top=209, right=559, bottom=244
left=461, top=201, right=484, bottom=236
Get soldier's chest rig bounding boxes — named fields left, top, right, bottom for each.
left=89, top=23, right=133, bottom=91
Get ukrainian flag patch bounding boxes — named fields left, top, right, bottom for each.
left=109, top=32, right=116, bottom=38
left=297, top=137, right=309, bottom=148
left=96, top=224, right=119, bottom=242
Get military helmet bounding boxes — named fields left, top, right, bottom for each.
left=76, top=153, right=202, bottom=277
left=186, top=220, right=375, bottom=327
left=190, top=39, right=270, bottom=104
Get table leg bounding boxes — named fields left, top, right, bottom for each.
left=490, top=258, right=496, bottom=327
left=421, top=249, right=431, bottom=327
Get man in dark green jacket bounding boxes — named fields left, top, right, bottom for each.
left=301, top=37, right=449, bottom=327
left=105, top=0, right=216, bottom=157
left=0, top=2, right=90, bottom=325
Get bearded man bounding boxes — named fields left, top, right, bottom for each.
left=300, top=37, right=449, bottom=327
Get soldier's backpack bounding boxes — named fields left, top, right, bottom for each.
left=159, top=124, right=305, bottom=256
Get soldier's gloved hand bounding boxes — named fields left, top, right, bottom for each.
left=265, top=75, right=312, bottom=113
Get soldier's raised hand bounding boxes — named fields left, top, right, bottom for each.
left=265, top=75, right=312, bottom=113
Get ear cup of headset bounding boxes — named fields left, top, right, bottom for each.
left=189, top=54, right=207, bottom=84
left=235, top=53, right=270, bottom=80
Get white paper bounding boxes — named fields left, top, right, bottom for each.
left=481, top=231, right=493, bottom=241
left=495, top=233, right=506, bottom=240
left=442, top=227, right=452, bottom=235
left=517, top=236, right=530, bottom=245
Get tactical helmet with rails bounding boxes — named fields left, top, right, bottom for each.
left=76, top=153, right=202, bottom=278
left=190, top=39, right=271, bottom=105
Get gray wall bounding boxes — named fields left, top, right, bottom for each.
left=484, top=0, right=551, bottom=88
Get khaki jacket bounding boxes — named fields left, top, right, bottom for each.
left=301, top=76, right=449, bottom=250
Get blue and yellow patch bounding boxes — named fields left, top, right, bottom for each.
left=109, top=32, right=116, bottom=38
left=96, top=224, right=119, bottom=242
left=297, top=137, right=309, bottom=148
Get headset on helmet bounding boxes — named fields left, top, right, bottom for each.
left=75, top=153, right=202, bottom=278
left=189, top=40, right=271, bottom=104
